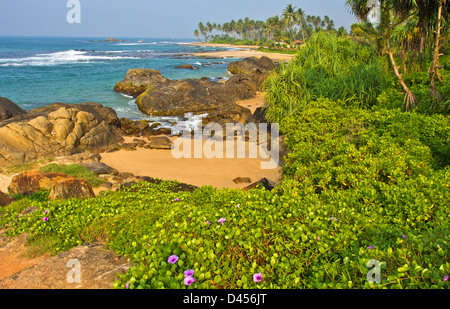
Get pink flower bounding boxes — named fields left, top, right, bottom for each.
left=184, top=276, right=196, bottom=286
left=174, top=198, right=179, bottom=202
left=253, top=272, right=263, bottom=283
left=43, top=217, right=49, bottom=222
left=184, top=269, right=195, bottom=277
left=168, top=255, right=179, bottom=264
left=218, top=218, right=226, bottom=225
left=444, top=275, right=449, bottom=283
left=125, top=281, right=130, bottom=289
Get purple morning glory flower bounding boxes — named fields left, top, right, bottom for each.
left=253, top=273, right=263, bottom=283
left=206, top=221, right=211, bottom=224
left=125, top=281, right=130, bottom=289
left=368, top=246, right=375, bottom=249
left=218, top=218, right=226, bottom=225
left=44, top=210, right=49, bottom=214
left=43, top=217, right=49, bottom=222
left=402, top=235, right=407, bottom=239
left=184, top=269, right=195, bottom=277
left=174, top=198, right=179, bottom=202
left=236, top=204, right=240, bottom=208
left=184, top=276, right=196, bottom=286
left=443, top=275, right=449, bottom=283
left=168, top=255, right=179, bottom=264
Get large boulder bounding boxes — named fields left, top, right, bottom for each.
left=8, top=171, right=75, bottom=196
left=0, top=103, right=122, bottom=167
left=0, top=97, right=26, bottom=120
left=114, top=69, right=170, bottom=98
left=48, top=178, right=95, bottom=200
left=228, top=56, right=275, bottom=75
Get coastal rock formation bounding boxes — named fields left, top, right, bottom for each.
left=114, top=69, right=170, bottom=98
left=48, top=178, right=96, bottom=200
left=116, top=57, right=275, bottom=119
left=148, top=136, right=172, bottom=150
left=0, top=102, right=122, bottom=168
left=0, top=97, right=26, bottom=120
left=227, top=56, right=275, bottom=75
left=175, top=64, right=199, bottom=70
left=8, top=171, right=75, bottom=196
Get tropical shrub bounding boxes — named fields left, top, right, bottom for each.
left=263, top=32, right=390, bottom=123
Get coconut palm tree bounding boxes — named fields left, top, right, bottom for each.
left=296, top=8, right=307, bottom=41
left=194, top=29, right=201, bottom=42
left=347, top=0, right=418, bottom=111
left=282, top=4, right=297, bottom=42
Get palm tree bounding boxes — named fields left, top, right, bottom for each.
left=194, top=29, right=201, bottom=42
left=347, top=0, right=418, bottom=111
left=296, top=8, right=307, bottom=41
left=198, top=22, right=207, bottom=41
left=282, top=4, right=297, bottom=42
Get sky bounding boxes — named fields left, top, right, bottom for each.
left=0, top=0, right=358, bottom=39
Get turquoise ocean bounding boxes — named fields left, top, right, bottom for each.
left=0, top=36, right=242, bottom=130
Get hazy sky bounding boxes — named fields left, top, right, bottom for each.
left=0, top=0, right=357, bottom=38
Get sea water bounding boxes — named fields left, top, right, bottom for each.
left=0, top=36, right=241, bottom=133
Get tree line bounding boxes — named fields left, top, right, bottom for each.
left=194, top=4, right=345, bottom=44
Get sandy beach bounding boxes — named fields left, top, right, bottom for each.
left=188, top=42, right=295, bottom=62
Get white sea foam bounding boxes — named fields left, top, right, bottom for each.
left=0, top=49, right=136, bottom=67
left=116, top=42, right=157, bottom=46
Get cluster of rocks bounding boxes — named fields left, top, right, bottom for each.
left=114, top=56, right=275, bottom=119
left=0, top=100, right=122, bottom=168
left=0, top=56, right=285, bottom=207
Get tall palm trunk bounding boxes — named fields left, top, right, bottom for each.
left=384, top=6, right=417, bottom=111
left=428, top=0, right=445, bottom=100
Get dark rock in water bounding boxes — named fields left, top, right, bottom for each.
left=242, top=178, right=275, bottom=191
left=48, top=178, right=96, bottom=200
left=233, top=177, right=252, bottom=184
left=114, top=68, right=170, bottom=98
left=0, top=191, right=16, bottom=207
left=0, top=97, right=26, bottom=120
left=175, top=64, right=199, bottom=70
left=80, top=162, right=119, bottom=176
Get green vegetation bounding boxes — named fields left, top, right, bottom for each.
left=194, top=4, right=346, bottom=50
left=38, top=163, right=107, bottom=188
left=1, top=1, right=449, bottom=290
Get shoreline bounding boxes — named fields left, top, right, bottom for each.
left=188, top=42, right=296, bottom=62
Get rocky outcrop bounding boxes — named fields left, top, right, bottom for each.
left=227, top=56, right=275, bottom=75
left=48, top=178, right=96, bottom=200
left=0, top=97, right=26, bottom=120
left=114, top=57, right=275, bottom=119
left=175, top=64, right=199, bottom=70
left=7, top=171, right=96, bottom=200
left=8, top=171, right=75, bottom=196
left=114, top=69, right=170, bottom=98
left=0, top=103, right=122, bottom=168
